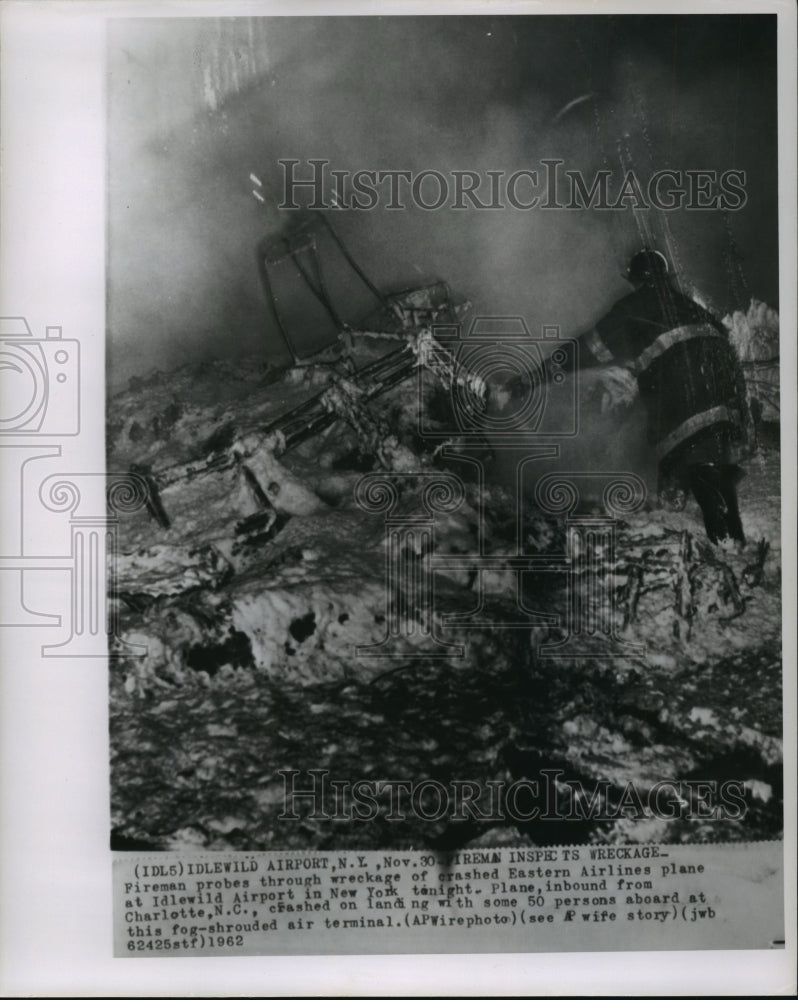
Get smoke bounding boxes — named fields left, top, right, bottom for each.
left=107, top=12, right=778, bottom=479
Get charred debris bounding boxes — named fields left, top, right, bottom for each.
left=109, top=213, right=782, bottom=851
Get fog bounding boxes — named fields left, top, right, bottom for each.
left=107, top=14, right=778, bottom=393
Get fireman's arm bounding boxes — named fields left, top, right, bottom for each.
left=506, top=325, right=613, bottom=403
left=541, top=326, right=613, bottom=382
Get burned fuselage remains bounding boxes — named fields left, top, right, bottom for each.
left=109, top=241, right=782, bottom=853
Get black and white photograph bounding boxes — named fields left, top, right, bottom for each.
left=1, top=0, right=796, bottom=992
left=107, top=13, right=783, bottom=848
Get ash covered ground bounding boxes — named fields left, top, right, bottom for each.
left=108, top=303, right=782, bottom=852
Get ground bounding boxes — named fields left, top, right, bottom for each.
left=108, top=329, right=782, bottom=852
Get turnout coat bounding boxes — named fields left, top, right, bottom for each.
left=576, top=282, right=747, bottom=468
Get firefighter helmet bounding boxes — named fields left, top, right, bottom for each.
left=626, top=249, right=669, bottom=285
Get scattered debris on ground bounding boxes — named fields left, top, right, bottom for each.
left=109, top=297, right=782, bottom=851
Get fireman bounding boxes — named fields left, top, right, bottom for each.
left=562, top=248, right=748, bottom=545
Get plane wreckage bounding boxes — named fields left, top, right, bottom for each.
left=108, top=209, right=782, bottom=853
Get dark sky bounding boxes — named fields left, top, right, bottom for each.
left=107, top=14, right=778, bottom=388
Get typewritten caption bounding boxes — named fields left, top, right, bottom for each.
left=113, top=842, right=783, bottom=956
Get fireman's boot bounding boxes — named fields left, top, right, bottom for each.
left=719, top=464, right=746, bottom=545
left=688, top=464, right=746, bottom=546
left=657, top=460, right=688, bottom=512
